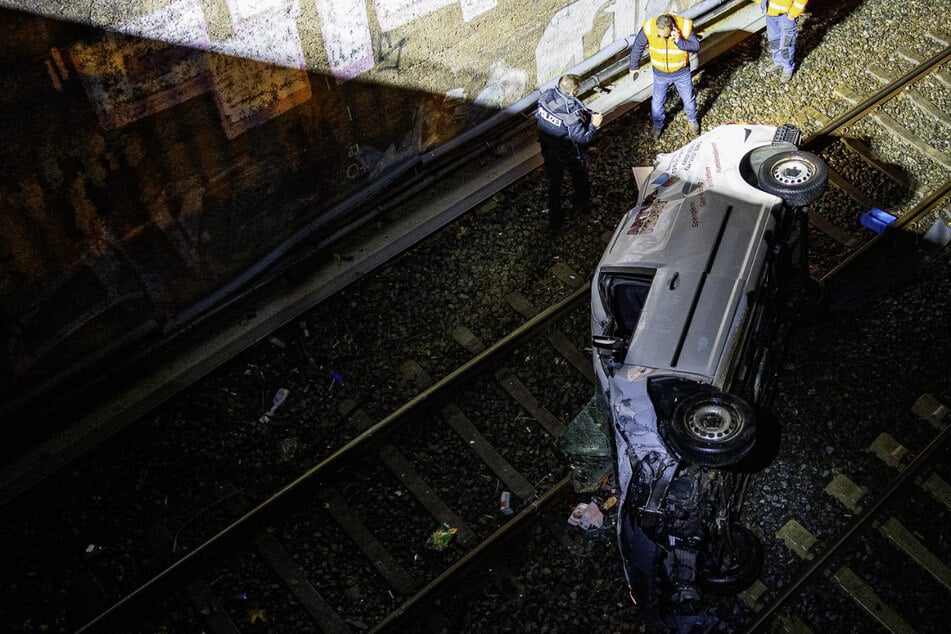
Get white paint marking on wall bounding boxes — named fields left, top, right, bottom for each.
left=207, top=48, right=312, bottom=137
left=459, top=0, right=497, bottom=22
left=74, top=0, right=310, bottom=136
left=115, top=0, right=306, bottom=69
left=597, top=2, right=637, bottom=50
left=207, top=1, right=311, bottom=137
left=645, top=0, right=672, bottom=22
left=535, top=0, right=612, bottom=84
left=613, top=0, right=639, bottom=39
left=115, top=0, right=211, bottom=47
left=375, top=0, right=495, bottom=32
left=474, top=61, right=527, bottom=108
left=226, top=0, right=287, bottom=23
left=376, top=0, right=452, bottom=32
left=318, top=0, right=375, bottom=81
left=213, top=0, right=306, bottom=68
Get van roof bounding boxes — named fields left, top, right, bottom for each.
left=597, top=124, right=784, bottom=382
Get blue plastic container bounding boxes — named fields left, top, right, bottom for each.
left=860, top=208, right=896, bottom=233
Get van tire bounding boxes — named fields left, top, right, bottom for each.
left=702, top=524, right=763, bottom=594
left=757, top=150, right=828, bottom=207
left=662, top=391, right=756, bottom=467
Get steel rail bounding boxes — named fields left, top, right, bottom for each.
left=741, top=416, right=951, bottom=633
left=803, top=45, right=951, bottom=148
left=370, top=477, right=575, bottom=633
left=792, top=44, right=951, bottom=285
left=76, top=283, right=590, bottom=633
left=821, top=180, right=951, bottom=283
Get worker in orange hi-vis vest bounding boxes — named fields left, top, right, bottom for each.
left=628, top=14, right=701, bottom=141
left=757, top=0, right=809, bottom=83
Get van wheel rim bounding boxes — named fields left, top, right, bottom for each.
left=770, top=157, right=815, bottom=185
left=685, top=403, right=742, bottom=441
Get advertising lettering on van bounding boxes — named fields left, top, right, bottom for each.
left=667, top=146, right=684, bottom=168
left=697, top=181, right=707, bottom=208
left=711, top=141, right=722, bottom=173
left=689, top=201, right=699, bottom=228
left=627, top=199, right=666, bottom=235
left=680, top=141, right=700, bottom=173
left=705, top=165, right=714, bottom=188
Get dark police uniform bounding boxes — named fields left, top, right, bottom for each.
left=536, top=88, right=598, bottom=229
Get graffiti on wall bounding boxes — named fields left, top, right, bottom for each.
left=54, top=0, right=652, bottom=138
left=62, top=0, right=507, bottom=138
left=374, top=0, right=497, bottom=32
left=317, top=0, right=374, bottom=81
left=209, top=1, right=312, bottom=136
left=474, top=62, right=528, bottom=109
left=68, top=0, right=311, bottom=139
left=321, top=0, right=498, bottom=80
left=537, top=0, right=608, bottom=83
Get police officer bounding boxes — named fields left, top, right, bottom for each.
left=628, top=14, right=701, bottom=141
left=759, top=0, right=809, bottom=83
left=536, top=74, right=602, bottom=231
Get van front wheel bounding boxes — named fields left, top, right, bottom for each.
left=757, top=150, right=828, bottom=207
left=662, top=391, right=757, bottom=467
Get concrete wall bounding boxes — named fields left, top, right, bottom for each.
left=0, top=0, right=696, bottom=404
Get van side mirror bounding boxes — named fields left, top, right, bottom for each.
left=592, top=335, right=624, bottom=351
left=592, top=334, right=625, bottom=374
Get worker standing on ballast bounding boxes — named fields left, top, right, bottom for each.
left=758, top=0, right=809, bottom=83
left=628, top=14, right=701, bottom=141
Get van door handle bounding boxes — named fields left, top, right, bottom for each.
left=669, top=272, right=679, bottom=290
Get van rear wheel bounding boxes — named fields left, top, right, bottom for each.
left=757, top=150, right=828, bottom=207
left=702, top=524, right=763, bottom=594
left=662, top=392, right=756, bottom=467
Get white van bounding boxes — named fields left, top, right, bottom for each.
left=590, top=123, right=827, bottom=626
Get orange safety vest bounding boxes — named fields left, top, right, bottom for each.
left=642, top=15, right=694, bottom=73
left=765, top=0, right=808, bottom=19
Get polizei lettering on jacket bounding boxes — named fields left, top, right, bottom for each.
left=538, top=106, right=563, bottom=127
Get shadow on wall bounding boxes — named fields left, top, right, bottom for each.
left=0, top=5, right=510, bottom=411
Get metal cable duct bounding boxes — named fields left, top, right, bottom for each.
left=426, top=0, right=734, bottom=163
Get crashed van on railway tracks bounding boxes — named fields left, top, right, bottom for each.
left=590, top=123, right=827, bottom=630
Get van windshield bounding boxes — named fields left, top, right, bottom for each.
left=601, top=273, right=654, bottom=339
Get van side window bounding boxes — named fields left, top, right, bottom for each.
left=601, top=273, right=654, bottom=339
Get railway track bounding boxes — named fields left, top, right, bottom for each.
left=70, top=279, right=601, bottom=632
left=740, top=395, right=950, bottom=633
left=792, top=40, right=951, bottom=283
left=0, top=0, right=758, bottom=508
left=74, top=48, right=951, bottom=623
